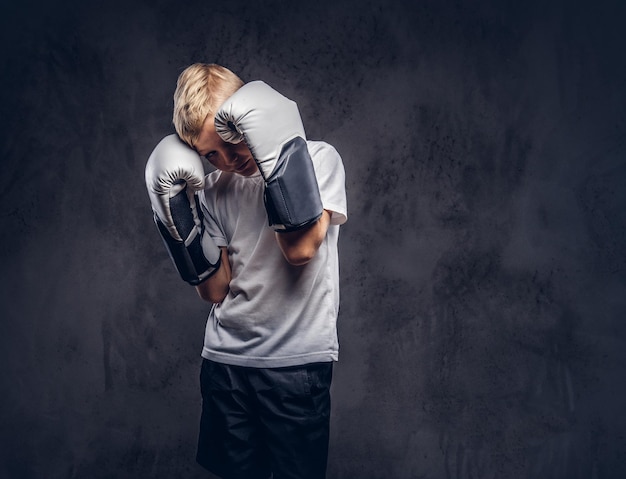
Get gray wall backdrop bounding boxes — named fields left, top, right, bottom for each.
left=2, top=0, right=626, bottom=478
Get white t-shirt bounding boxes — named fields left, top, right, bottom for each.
left=198, top=140, right=348, bottom=368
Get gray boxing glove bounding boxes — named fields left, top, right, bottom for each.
left=145, top=134, right=221, bottom=285
left=215, top=81, right=323, bottom=232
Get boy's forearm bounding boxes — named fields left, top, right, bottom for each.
left=195, top=247, right=231, bottom=303
left=275, top=210, right=331, bottom=266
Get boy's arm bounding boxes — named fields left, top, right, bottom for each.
left=195, top=247, right=231, bottom=303
left=275, top=209, right=332, bottom=265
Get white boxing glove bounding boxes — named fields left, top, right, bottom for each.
left=215, top=81, right=323, bottom=231
left=145, top=134, right=221, bottom=285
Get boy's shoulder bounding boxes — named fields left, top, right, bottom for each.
left=306, top=140, right=343, bottom=170
left=306, top=139, right=339, bottom=157
left=203, top=169, right=223, bottom=191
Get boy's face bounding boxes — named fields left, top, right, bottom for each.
left=195, top=115, right=258, bottom=176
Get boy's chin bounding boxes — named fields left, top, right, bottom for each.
left=235, top=161, right=258, bottom=176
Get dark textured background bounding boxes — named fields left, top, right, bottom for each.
left=2, top=0, right=626, bottom=478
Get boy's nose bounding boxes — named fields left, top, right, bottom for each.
left=226, top=152, right=238, bottom=164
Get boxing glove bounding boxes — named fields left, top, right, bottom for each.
left=145, top=134, right=221, bottom=285
left=214, top=81, right=323, bottom=232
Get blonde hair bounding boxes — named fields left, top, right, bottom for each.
left=173, top=63, right=244, bottom=147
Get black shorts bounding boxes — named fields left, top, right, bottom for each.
left=197, top=359, right=333, bottom=479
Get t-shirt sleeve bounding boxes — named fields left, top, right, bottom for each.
left=198, top=173, right=228, bottom=248
left=309, top=141, right=348, bottom=226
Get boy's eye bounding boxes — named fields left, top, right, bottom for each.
left=204, top=151, right=216, bottom=159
